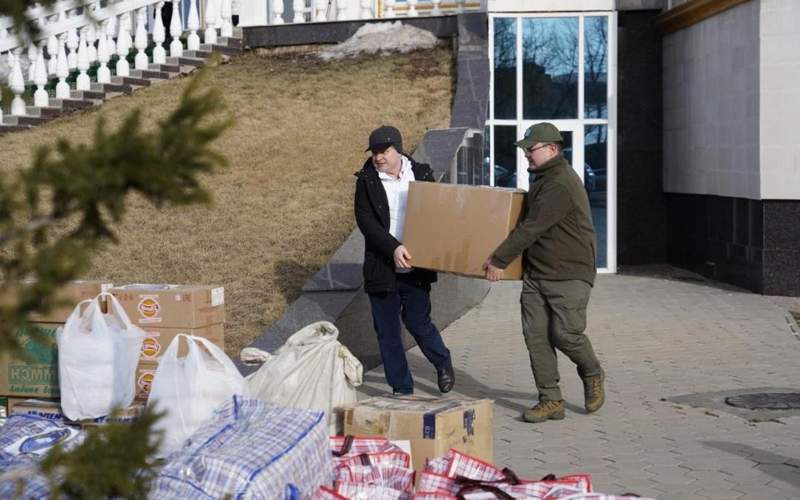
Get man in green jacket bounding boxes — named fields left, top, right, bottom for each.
left=483, top=122, right=605, bottom=423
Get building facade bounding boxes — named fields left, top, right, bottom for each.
left=484, top=0, right=799, bottom=295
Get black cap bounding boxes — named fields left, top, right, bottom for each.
left=366, top=125, right=403, bottom=153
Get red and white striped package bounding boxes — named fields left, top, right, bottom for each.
left=336, top=463, right=415, bottom=493
left=326, top=436, right=414, bottom=499
left=414, top=449, right=594, bottom=499
left=336, top=482, right=410, bottom=499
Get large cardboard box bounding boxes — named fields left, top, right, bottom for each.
left=1, top=280, right=113, bottom=323
left=7, top=397, right=145, bottom=427
left=139, top=324, right=225, bottom=361
left=0, top=323, right=61, bottom=398
left=109, top=284, right=225, bottom=329
left=403, top=182, right=525, bottom=280
left=343, top=396, right=493, bottom=473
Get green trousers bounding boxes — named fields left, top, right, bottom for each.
left=520, top=276, right=602, bottom=402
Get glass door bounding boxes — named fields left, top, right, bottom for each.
left=486, top=11, right=616, bottom=272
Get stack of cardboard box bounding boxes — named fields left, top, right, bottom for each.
left=108, top=284, right=226, bottom=400
left=1, top=281, right=226, bottom=425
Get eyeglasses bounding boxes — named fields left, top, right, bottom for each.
left=525, top=144, right=551, bottom=154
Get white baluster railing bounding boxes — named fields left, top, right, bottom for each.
left=313, top=0, right=327, bottom=22
left=169, top=0, right=184, bottom=56
left=292, top=0, right=304, bottom=23
left=33, top=41, right=48, bottom=107
left=1, top=0, right=483, bottom=125
left=97, top=23, right=111, bottom=83
left=55, top=33, right=69, bottom=99
left=115, top=12, right=131, bottom=77
left=27, top=43, right=37, bottom=82
left=407, top=0, right=418, bottom=17
left=76, top=27, right=90, bottom=90
left=187, top=0, right=201, bottom=50
left=220, top=0, right=233, bottom=38
left=47, top=34, right=58, bottom=75
left=2, top=0, right=233, bottom=122
left=204, top=0, right=218, bottom=44
left=272, top=0, right=284, bottom=25
left=134, top=7, right=148, bottom=69
left=9, top=50, right=26, bottom=115
left=152, top=1, right=167, bottom=64
left=66, top=26, right=78, bottom=69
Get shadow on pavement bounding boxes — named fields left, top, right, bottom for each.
left=702, top=440, right=800, bottom=488
left=361, top=363, right=588, bottom=417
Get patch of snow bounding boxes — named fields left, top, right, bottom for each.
left=318, top=21, right=439, bottom=61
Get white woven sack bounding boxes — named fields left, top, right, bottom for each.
left=246, top=321, right=362, bottom=433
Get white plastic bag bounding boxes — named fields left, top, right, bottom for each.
left=245, top=321, right=363, bottom=434
left=147, top=334, right=246, bottom=457
left=57, top=292, right=146, bottom=421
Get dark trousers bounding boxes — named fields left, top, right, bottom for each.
left=368, top=274, right=451, bottom=393
left=521, top=276, right=602, bottom=402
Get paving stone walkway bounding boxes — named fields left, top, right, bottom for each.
left=357, top=269, right=800, bottom=499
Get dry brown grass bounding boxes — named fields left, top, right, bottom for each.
left=0, top=45, right=455, bottom=357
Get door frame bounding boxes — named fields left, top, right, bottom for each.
left=486, top=10, right=617, bottom=273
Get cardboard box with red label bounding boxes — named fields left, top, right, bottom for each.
left=134, top=327, right=225, bottom=401
left=139, top=324, right=224, bottom=361
left=109, top=284, right=225, bottom=328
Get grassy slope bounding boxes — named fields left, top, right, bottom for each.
left=0, top=46, right=455, bottom=356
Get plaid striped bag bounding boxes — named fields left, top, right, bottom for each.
left=415, top=449, right=593, bottom=499
left=336, top=463, right=415, bottom=492
left=336, top=482, right=410, bottom=499
left=327, top=435, right=415, bottom=499
left=151, top=396, right=331, bottom=499
left=0, top=415, right=85, bottom=499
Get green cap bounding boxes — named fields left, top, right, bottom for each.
left=514, top=122, right=564, bottom=149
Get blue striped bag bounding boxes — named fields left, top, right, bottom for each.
left=151, top=396, right=333, bottom=499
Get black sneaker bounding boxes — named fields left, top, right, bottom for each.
left=437, top=363, right=455, bottom=393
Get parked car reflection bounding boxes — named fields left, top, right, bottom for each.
left=584, top=162, right=606, bottom=193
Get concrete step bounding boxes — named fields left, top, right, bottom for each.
left=166, top=56, right=206, bottom=68
left=149, top=62, right=181, bottom=75
left=111, top=75, right=151, bottom=87
left=70, top=89, right=105, bottom=102
left=91, top=81, right=134, bottom=95
left=0, top=123, right=31, bottom=135
left=200, top=43, right=242, bottom=56
left=2, top=114, right=47, bottom=126
left=219, top=36, right=243, bottom=49
left=130, top=68, right=170, bottom=80
left=183, top=49, right=212, bottom=59
left=26, top=106, right=63, bottom=119
left=49, top=98, right=95, bottom=112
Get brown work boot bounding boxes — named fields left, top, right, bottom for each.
left=582, top=369, right=605, bottom=413
left=522, top=400, right=565, bottom=423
